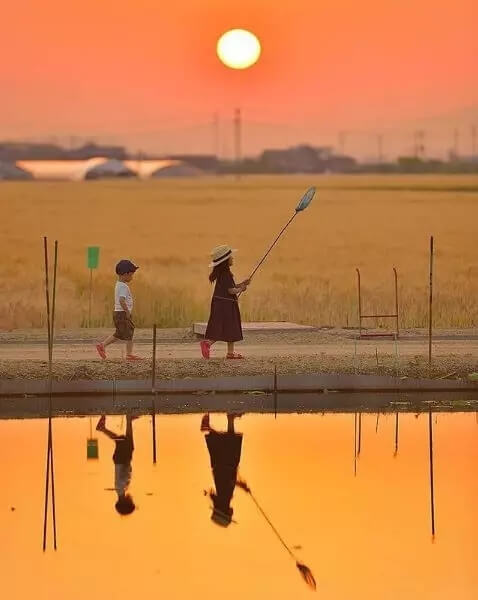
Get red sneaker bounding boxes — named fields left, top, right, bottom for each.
left=200, top=414, right=210, bottom=432
left=96, top=343, right=107, bottom=360
left=226, top=353, right=244, bottom=359
left=200, top=340, right=211, bottom=359
left=96, top=415, right=106, bottom=431
left=126, top=354, right=143, bottom=361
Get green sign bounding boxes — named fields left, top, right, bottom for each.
left=87, top=246, right=100, bottom=269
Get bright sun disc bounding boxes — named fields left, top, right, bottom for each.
left=217, top=29, right=261, bottom=70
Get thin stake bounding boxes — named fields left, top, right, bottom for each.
left=394, top=412, right=399, bottom=456
left=42, top=237, right=51, bottom=552
left=428, top=236, right=434, bottom=370
left=428, top=410, right=436, bottom=538
left=152, top=324, right=158, bottom=464
left=152, top=324, right=157, bottom=394
left=152, top=399, right=157, bottom=464
left=50, top=241, right=58, bottom=550
left=395, top=336, right=400, bottom=378
left=375, top=412, right=380, bottom=433
left=88, top=268, right=93, bottom=327
left=375, top=348, right=379, bottom=369
left=273, top=365, right=278, bottom=419
left=358, top=412, right=362, bottom=456
left=42, top=238, right=58, bottom=551
left=354, top=412, right=357, bottom=476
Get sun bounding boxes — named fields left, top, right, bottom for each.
left=217, top=29, right=261, bottom=70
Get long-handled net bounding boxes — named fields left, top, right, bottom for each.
left=239, top=187, right=316, bottom=295
left=237, top=478, right=317, bottom=591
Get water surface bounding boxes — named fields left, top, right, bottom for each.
left=2, top=412, right=477, bottom=599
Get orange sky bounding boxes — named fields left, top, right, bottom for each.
left=1, top=0, right=477, bottom=156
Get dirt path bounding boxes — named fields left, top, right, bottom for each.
left=0, top=327, right=477, bottom=381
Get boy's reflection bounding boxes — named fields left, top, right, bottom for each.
left=96, top=414, right=137, bottom=516
left=202, top=413, right=243, bottom=527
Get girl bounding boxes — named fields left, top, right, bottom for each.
left=200, top=245, right=250, bottom=359
left=201, top=412, right=243, bottom=527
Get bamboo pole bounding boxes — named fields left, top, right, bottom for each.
left=152, top=324, right=157, bottom=464
left=273, top=365, right=278, bottom=419
left=428, top=410, right=436, bottom=539
left=42, top=238, right=58, bottom=551
left=394, top=412, right=399, bottom=456
left=357, top=412, right=362, bottom=456
left=354, top=412, right=357, bottom=476
left=428, top=236, right=434, bottom=370
left=42, top=237, right=51, bottom=552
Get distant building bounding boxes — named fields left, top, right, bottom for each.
left=68, top=143, right=128, bottom=160
left=0, top=142, right=67, bottom=161
left=164, top=154, right=218, bottom=172
left=0, top=161, right=33, bottom=180
left=260, top=144, right=355, bottom=173
left=0, top=141, right=128, bottom=161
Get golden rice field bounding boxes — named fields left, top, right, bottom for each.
left=1, top=175, right=477, bottom=330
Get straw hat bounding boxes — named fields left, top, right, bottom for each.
left=209, top=244, right=237, bottom=268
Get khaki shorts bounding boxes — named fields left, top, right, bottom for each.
left=113, top=311, right=135, bottom=341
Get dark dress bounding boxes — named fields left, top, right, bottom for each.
left=206, top=431, right=243, bottom=513
left=205, top=269, right=243, bottom=342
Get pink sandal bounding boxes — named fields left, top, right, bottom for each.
left=200, top=340, right=211, bottom=359
left=126, top=354, right=143, bottom=361
left=96, top=343, right=106, bottom=360
left=226, top=353, right=244, bottom=359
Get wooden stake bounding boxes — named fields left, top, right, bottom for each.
left=42, top=238, right=58, bottom=551
left=354, top=412, right=357, bottom=476
left=428, top=409, right=436, bottom=538
left=428, top=236, right=434, bottom=370
left=394, top=411, right=399, bottom=456
left=273, top=365, right=278, bottom=419
left=152, top=324, right=157, bottom=464
left=88, top=268, right=93, bottom=327
left=357, top=412, right=362, bottom=456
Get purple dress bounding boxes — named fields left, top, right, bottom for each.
left=205, top=269, right=243, bottom=342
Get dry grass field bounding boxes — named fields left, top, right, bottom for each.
left=1, top=174, right=477, bottom=330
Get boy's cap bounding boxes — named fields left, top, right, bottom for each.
left=115, top=260, right=139, bottom=275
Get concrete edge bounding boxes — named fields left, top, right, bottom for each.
left=0, top=373, right=477, bottom=397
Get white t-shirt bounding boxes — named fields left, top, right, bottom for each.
left=115, top=463, right=132, bottom=495
left=114, top=281, right=133, bottom=312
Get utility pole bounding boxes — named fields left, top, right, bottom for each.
left=338, top=131, right=346, bottom=155
left=453, top=128, right=460, bottom=158
left=377, top=134, right=384, bottom=163
left=414, top=130, right=425, bottom=159
left=213, top=112, right=220, bottom=158
left=234, top=108, right=242, bottom=177
left=471, top=125, right=476, bottom=160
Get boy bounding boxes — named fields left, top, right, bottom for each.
left=96, top=259, right=142, bottom=361
left=96, top=414, right=137, bottom=516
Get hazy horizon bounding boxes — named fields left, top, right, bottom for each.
left=2, top=0, right=477, bottom=160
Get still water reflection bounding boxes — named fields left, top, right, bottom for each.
left=2, top=412, right=477, bottom=599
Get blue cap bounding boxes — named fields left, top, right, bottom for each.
left=115, top=259, right=139, bottom=275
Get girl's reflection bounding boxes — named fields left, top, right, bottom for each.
left=202, top=413, right=243, bottom=527
left=96, top=414, right=137, bottom=516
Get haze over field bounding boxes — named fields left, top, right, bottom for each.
left=1, top=1, right=477, bottom=158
